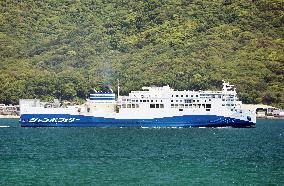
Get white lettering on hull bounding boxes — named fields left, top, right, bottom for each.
left=28, top=118, right=80, bottom=123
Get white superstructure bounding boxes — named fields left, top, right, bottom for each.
left=20, top=81, right=256, bottom=127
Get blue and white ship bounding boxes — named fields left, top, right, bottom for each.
left=20, top=81, right=256, bottom=127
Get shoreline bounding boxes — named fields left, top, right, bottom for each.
left=257, top=116, right=284, bottom=120
left=0, top=115, right=20, bottom=119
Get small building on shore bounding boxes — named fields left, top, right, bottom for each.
left=0, top=104, right=20, bottom=116
left=273, top=109, right=284, bottom=117
left=241, top=104, right=283, bottom=118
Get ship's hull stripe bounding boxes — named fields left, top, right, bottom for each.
left=20, top=114, right=255, bottom=127
left=89, top=98, right=115, bottom=100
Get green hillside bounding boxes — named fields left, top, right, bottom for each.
left=0, top=0, right=283, bottom=108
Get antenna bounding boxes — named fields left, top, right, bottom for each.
left=117, top=79, right=120, bottom=98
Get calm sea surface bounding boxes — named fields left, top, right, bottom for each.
left=0, top=119, right=283, bottom=185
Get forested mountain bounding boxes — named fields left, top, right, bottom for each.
left=0, top=0, right=283, bottom=108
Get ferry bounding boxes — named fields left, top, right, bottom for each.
left=19, top=81, right=256, bottom=127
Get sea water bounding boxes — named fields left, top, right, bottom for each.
left=0, top=119, right=283, bottom=185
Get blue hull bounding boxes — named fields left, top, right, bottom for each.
left=20, top=114, right=255, bottom=128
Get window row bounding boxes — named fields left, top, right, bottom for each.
left=171, top=104, right=211, bottom=109
left=125, top=100, right=163, bottom=103
left=122, top=104, right=139, bottom=108
left=222, top=99, right=235, bottom=101
left=172, top=95, right=199, bottom=98
left=200, top=94, right=222, bottom=98
left=222, top=104, right=237, bottom=106
left=150, top=104, right=164, bottom=108
left=170, top=99, right=211, bottom=103
left=184, top=99, right=203, bottom=103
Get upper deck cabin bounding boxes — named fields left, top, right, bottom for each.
left=116, top=81, right=241, bottom=111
